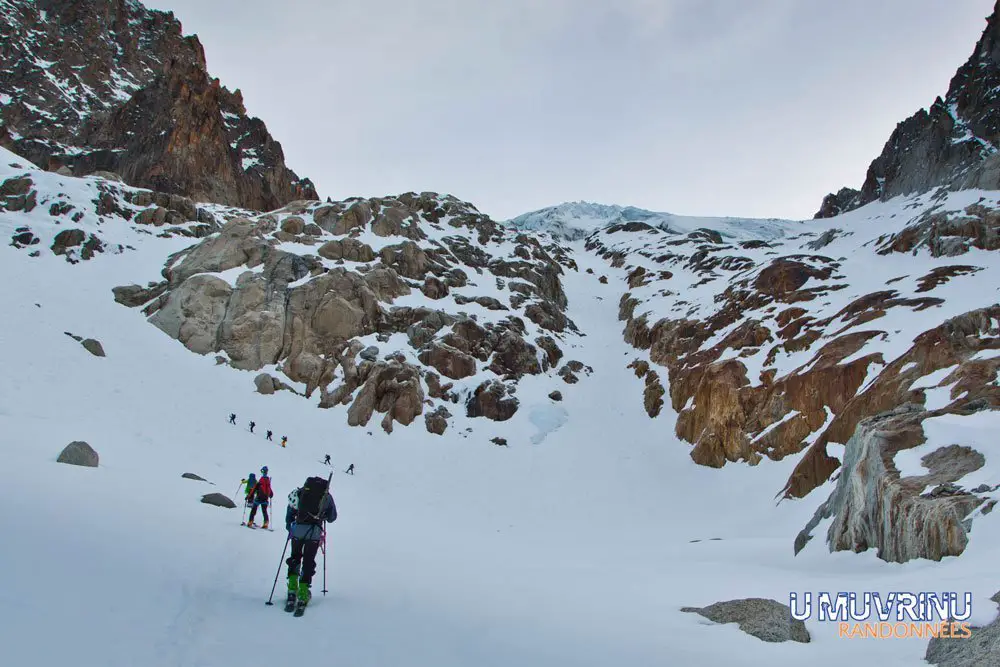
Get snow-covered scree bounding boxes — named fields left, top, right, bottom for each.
left=3, top=149, right=1000, bottom=666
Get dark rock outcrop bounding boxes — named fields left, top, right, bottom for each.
left=1, top=0, right=315, bottom=209
left=815, top=1, right=1000, bottom=217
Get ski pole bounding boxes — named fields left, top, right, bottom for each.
left=320, top=472, right=332, bottom=596
left=240, top=485, right=250, bottom=525
left=265, top=533, right=292, bottom=606
left=321, top=528, right=328, bottom=596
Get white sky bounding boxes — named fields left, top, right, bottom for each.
left=145, top=0, right=995, bottom=221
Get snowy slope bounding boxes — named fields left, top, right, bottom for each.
left=3, top=150, right=1000, bottom=665
left=507, top=201, right=799, bottom=242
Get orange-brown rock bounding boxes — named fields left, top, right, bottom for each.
left=784, top=306, right=1000, bottom=499
left=643, top=371, right=665, bottom=417
left=418, top=343, right=477, bottom=380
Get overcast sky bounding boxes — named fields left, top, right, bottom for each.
left=145, top=0, right=994, bottom=221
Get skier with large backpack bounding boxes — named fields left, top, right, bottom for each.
left=243, top=473, right=257, bottom=503
left=246, top=467, right=273, bottom=529
left=284, top=475, right=337, bottom=614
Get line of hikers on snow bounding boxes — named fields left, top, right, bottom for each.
left=229, top=413, right=287, bottom=447
left=239, top=466, right=339, bottom=611
left=229, top=412, right=355, bottom=476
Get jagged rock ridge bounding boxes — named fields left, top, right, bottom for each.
left=815, top=1, right=1000, bottom=217
left=0, top=0, right=316, bottom=210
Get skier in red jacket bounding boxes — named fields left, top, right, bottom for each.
left=247, top=466, right=274, bottom=528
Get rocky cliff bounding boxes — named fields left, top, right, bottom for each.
left=0, top=0, right=315, bottom=210
left=128, top=192, right=584, bottom=435
left=586, top=186, right=1000, bottom=563
left=815, top=1, right=1000, bottom=217
left=2, top=147, right=585, bottom=438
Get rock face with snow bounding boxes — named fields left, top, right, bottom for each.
left=588, top=185, right=1000, bottom=563
left=119, top=192, right=582, bottom=433
left=795, top=404, right=990, bottom=563
left=816, top=1, right=1000, bottom=217
left=0, top=0, right=315, bottom=210
left=3, top=0, right=1000, bottom=576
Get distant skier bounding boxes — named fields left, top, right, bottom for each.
left=266, top=430, right=273, bottom=442
left=281, top=436, right=288, bottom=448
left=229, top=413, right=236, bottom=425
left=345, top=463, right=354, bottom=475
left=284, top=476, right=337, bottom=613
left=323, top=454, right=331, bottom=465
left=249, top=420, right=256, bottom=434
left=246, top=466, right=273, bottom=528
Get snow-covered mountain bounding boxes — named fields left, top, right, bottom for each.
left=6, top=141, right=1000, bottom=666
left=815, top=0, right=1000, bottom=217
left=4, top=0, right=1000, bottom=665
left=0, top=0, right=315, bottom=209
left=506, top=201, right=798, bottom=242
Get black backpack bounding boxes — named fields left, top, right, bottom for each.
left=296, top=476, right=329, bottom=524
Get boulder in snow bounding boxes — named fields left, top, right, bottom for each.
left=254, top=373, right=278, bottom=395
left=81, top=338, right=106, bottom=357
left=57, top=441, right=99, bottom=467
left=425, top=406, right=451, bottom=435
left=681, top=598, right=810, bottom=643
left=51, top=229, right=85, bottom=255
left=925, top=591, right=1000, bottom=665
left=201, top=493, right=236, bottom=509
left=182, top=473, right=208, bottom=482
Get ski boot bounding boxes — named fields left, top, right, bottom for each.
left=262, top=520, right=269, bottom=529
left=284, top=573, right=299, bottom=612
left=294, top=580, right=311, bottom=616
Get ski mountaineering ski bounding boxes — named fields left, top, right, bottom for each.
left=242, top=523, right=275, bottom=531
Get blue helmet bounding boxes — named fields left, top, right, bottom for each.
left=261, top=466, right=268, bottom=475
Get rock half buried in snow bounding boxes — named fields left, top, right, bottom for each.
left=81, top=338, right=106, bottom=357
left=925, top=591, right=1000, bottom=666
left=681, top=598, right=810, bottom=643
left=201, top=493, right=236, bottom=508
left=57, top=441, right=99, bottom=467
left=182, top=473, right=208, bottom=482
